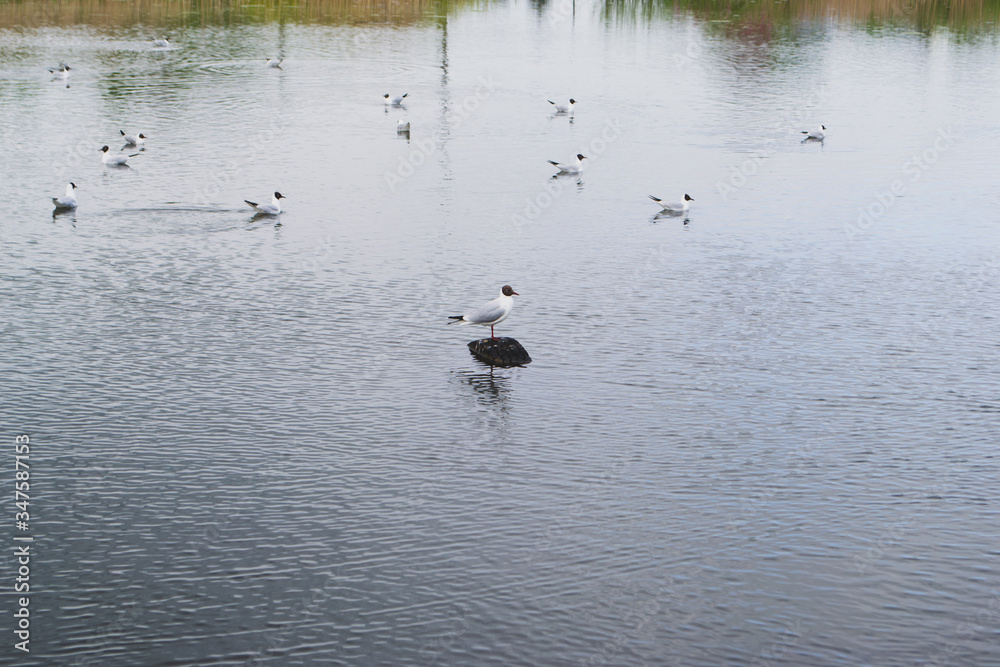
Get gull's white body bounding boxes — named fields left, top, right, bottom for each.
left=802, top=125, right=826, bottom=141
left=649, top=194, right=693, bottom=213
left=548, top=98, right=575, bottom=114
left=48, top=62, right=71, bottom=79
left=120, top=130, right=146, bottom=146
left=266, top=58, right=283, bottom=68
left=245, top=192, right=285, bottom=216
left=385, top=93, right=408, bottom=105
left=449, top=286, right=518, bottom=338
left=101, top=146, right=132, bottom=166
left=397, top=120, right=410, bottom=132
left=548, top=154, right=587, bottom=175
left=153, top=37, right=171, bottom=48
left=52, top=182, right=78, bottom=209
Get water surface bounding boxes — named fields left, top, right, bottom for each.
left=3, top=0, right=1000, bottom=665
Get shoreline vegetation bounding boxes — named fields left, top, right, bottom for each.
left=604, top=0, right=1000, bottom=35
left=0, top=0, right=997, bottom=32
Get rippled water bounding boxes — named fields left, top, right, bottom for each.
left=3, top=1, right=1000, bottom=664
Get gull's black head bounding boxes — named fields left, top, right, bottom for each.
left=569, top=98, right=576, bottom=104
left=384, top=94, right=390, bottom=99
left=120, top=130, right=126, bottom=136
left=502, top=285, right=519, bottom=297
left=138, top=133, right=146, bottom=139
left=577, top=154, right=587, bottom=161
left=100, top=145, right=109, bottom=152
left=69, top=182, right=77, bottom=189
left=684, top=194, right=693, bottom=201
left=274, top=192, right=285, bottom=199
left=821, top=125, right=827, bottom=130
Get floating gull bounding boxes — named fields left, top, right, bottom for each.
left=244, top=191, right=285, bottom=216
left=648, top=193, right=693, bottom=213
left=548, top=153, right=587, bottom=175
left=52, top=182, right=78, bottom=209
left=548, top=98, right=576, bottom=114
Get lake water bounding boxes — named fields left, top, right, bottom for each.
left=3, top=0, right=1000, bottom=664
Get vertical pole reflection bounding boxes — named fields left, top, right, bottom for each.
left=436, top=7, right=453, bottom=183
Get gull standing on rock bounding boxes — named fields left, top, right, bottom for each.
left=448, top=285, right=519, bottom=340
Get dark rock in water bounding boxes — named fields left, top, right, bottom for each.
left=467, top=337, right=531, bottom=367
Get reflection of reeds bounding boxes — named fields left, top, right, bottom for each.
left=0, top=0, right=463, bottom=27
left=604, top=0, right=1000, bottom=34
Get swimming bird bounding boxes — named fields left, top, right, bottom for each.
left=397, top=120, right=410, bottom=133
left=120, top=130, right=146, bottom=146
left=52, top=182, right=78, bottom=209
left=649, top=193, right=694, bottom=213
left=152, top=36, right=171, bottom=48
left=100, top=145, right=137, bottom=166
left=47, top=62, right=71, bottom=76
left=548, top=98, right=576, bottom=114
left=266, top=58, right=283, bottom=69
left=448, top=285, right=519, bottom=340
left=48, top=62, right=71, bottom=84
left=384, top=93, right=408, bottom=105
left=548, top=153, right=587, bottom=175
left=244, top=191, right=285, bottom=216
left=801, top=125, right=826, bottom=141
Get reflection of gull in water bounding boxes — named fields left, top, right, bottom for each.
left=452, top=368, right=514, bottom=440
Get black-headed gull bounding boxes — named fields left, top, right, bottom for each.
left=384, top=93, right=408, bottom=105
left=396, top=120, right=410, bottom=133
left=52, top=182, right=78, bottom=209
left=245, top=192, right=285, bottom=216
left=548, top=153, right=587, bottom=175
left=448, top=285, right=519, bottom=340
left=152, top=37, right=171, bottom=48
left=649, top=194, right=693, bottom=213
left=548, top=98, right=576, bottom=114
left=266, top=58, right=283, bottom=69
left=801, top=125, right=826, bottom=142
left=47, top=62, right=71, bottom=78
left=120, top=130, right=147, bottom=146
left=101, top=145, right=137, bottom=166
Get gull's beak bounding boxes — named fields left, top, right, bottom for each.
left=512, top=291, right=520, bottom=296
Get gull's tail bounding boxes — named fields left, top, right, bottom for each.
left=447, top=315, right=464, bottom=324
left=648, top=195, right=662, bottom=203
left=244, top=200, right=258, bottom=209
left=547, top=160, right=560, bottom=166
